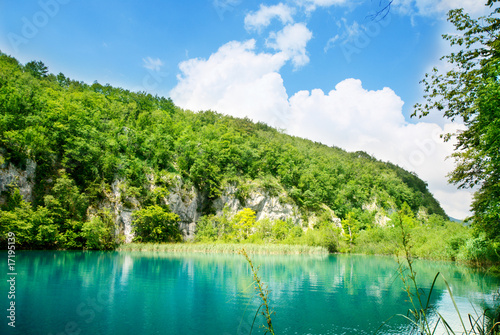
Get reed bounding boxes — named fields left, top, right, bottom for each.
left=240, top=248, right=275, bottom=335
left=378, top=211, right=500, bottom=335
left=117, top=242, right=328, bottom=255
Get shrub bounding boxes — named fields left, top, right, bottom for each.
left=254, top=217, right=273, bottom=242
left=271, top=219, right=293, bottom=241
left=302, top=226, right=340, bottom=253
left=457, top=234, right=499, bottom=265
left=132, top=205, right=181, bottom=243
left=230, top=208, right=256, bottom=241
left=82, top=209, right=116, bottom=250
left=194, top=215, right=219, bottom=242
left=0, top=204, right=34, bottom=248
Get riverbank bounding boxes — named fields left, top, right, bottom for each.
left=117, top=242, right=328, bottom=255
left=115, top=241, right=500, bottom=275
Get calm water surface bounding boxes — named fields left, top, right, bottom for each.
left=1, top=251, right=498, bottom=335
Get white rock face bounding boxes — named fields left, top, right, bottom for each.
left=0, top=162, right=338, bottom=242
left=118, top=209, right=135, bottom=243
left=212, top=185, right=241, bottom=216
left=375, top=212, right=391, bottom=227
left=213, top=185, right=301, bottom=225
left=0, top=160, right=36, bottom=203
left=109, top=180, right=139, bottom=243
left=363, top=199, right=392, bottom=227
left=246, top=191, right=299, bottom=224
left=164, top=176, right=201, bottom=240
left=101, top=176, right=203, bottom=242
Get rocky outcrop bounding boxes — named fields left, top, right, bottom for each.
left=100, top=180, right=140, bottom=243
left=0, top=160, right=36, bottom=203
left=163, top=180, right=303, bottom=240
left=213, top=184, right=301, bottom=225
left=320, top=204, right=343, bottom=230
left=163, top=176, right=202, bottom=240
left=0, top=160, right=339, bottom=242
left=363, top=199, right=392, bottom=227
left=303, top=205, right=343, bottom=231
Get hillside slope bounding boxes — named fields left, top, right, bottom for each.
left=0, top=53, right=446, bottom=249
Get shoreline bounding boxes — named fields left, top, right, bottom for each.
left=116, top=242, right=329, bottom=255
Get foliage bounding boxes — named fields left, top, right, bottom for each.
left=457, top=234, right=500, bottom=265
left=24, top=60, right=48, bottom=78
left=191, top=203, right=475, bottom=260
left=271, top=219, right=293, bottom=241
left=45, top=170, right=88, bottom=225
left=231, top=208, right=257, bottom=241
left=0, top=195, right=36, bottom=248
left=378, top=206, right=500, bottom=335
left=132, top=205, right=181, bottom=243
left=0, top=185, right=87, bottom=249
left=352, top=211, right=472, bottom=261
left=194, top=215, right=220, bottom=242
left=82, top=209, right=116, bottom=250
left=341, top=211, right=361, bottom=244
left=193, top=211, right=344, bottom=253
left=413, top=3, right=500, bottom=249
left=0, top=51, right=483, bottom=257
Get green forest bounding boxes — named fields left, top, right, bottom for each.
left=0, top=48, right=497, bottom=265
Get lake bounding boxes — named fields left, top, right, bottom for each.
left=1, top=251, right=498, bottom=335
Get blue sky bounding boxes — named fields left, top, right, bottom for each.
left=0, top=0, right=493, bottom=219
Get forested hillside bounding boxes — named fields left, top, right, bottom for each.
left=0, top=52, right=463, bottom=255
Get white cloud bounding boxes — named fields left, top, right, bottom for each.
left=342, top=20, right=364, bottom=41
left=266, top=23, right=313, bottom=68
left=142, top=57, right=164, bottom=72
left=324, top=35, right=340, bottom=52
left=434, top=189, right=473, bottom=220
left=324, top=19, right=363, bottom=52
left=170, top=39, right=290, bottom=125
left=288, top=79, right=405, bottom=147
left=170, top=40, right=472, bottom=219
left=287, top=79, right=472, bottom=218
left=244, top=3, right=294, bottom=31
left=394, top=0, right=490, bottom=17
left=295, top=0, right=348, bottom=12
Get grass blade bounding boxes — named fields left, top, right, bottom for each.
left=437, top=312, right=457, bottom=335
left=426, top=272, right=440, bottom=311
left=441, top=275, right=468, bottom=334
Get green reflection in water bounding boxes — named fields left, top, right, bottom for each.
left=1, top=251, right=498, bottom=335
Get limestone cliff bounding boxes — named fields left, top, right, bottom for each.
left=0, top=160, right=36, bottom=204
left=0, top=163, right=339, bottom=242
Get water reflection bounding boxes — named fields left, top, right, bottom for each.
left=120, top=254, right=133, bottom=286
left=1, top=251, right=498, bottom=335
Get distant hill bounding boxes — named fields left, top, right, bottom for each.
left=0, top=52, right=448, bottom=249
left=449, top=217, right=470, bottom=226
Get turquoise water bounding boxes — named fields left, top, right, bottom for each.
left=1, top=251, right=498, bottom=335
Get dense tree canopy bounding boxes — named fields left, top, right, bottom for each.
left=0, top=51, right=452, bottom=253
left=413, top=1, right=500, bottom=243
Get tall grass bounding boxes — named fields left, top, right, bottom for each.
left=240, top=248, right=276, bottom=335
left=378, top=211, right=500, bottom=335
left=117, top=242, right=328, bottom=255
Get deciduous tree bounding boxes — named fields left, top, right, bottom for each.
left=413, top=1, right=500, bottom=242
